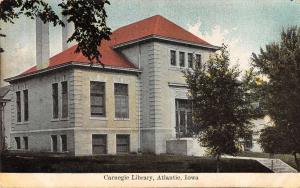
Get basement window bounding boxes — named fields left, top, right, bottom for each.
left=23, top=136, right=28, bottom=150
left=116, top=135, right=130, bottom=154
left=61, top=135, right=67, bottom=152
left=15, top=137, right=21, bottom=149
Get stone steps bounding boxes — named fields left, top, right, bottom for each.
left=223, top=155, right=298, bottom=173
left=256, top=158, right=298, bottom=173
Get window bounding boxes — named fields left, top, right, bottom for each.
left=244, top=133, right=253, bottom=151
left=92, top=134, right=107, bottom=154
left=51, top=135, right=58, bottom=152
left=23, top=136, right=28, bottom=150
left=188, top=53, right=193, bottom=68
left=116, top=135, right=130, bottom=154
left=61, top=81, right=68, bottom=118
left=61, top=135, right=67, bottom=152
left=114, top=83, right=129, bottom=119
left=179, top=52, right=185, bottom=67
left=52, top=83, right=59, bottom=119
left=175, top=99, right=193, bottom=138
left=90, top=81, right=106, bottom=117
left=23, top=90, right=29, bottom=121
left=15, top=137, right=21, bottom=149
left=195, top=54, right=202, bottom=65
left=16, top=91, right=21, bottom=122
left=170, top=50, right=176, bottom=66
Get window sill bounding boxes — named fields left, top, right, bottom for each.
left=114, top=118, right=130, bottom=121
left=51, top=119, right=60, bottom=122
left=16, top=121, right=29, bottom=125
left=168, top=66, right=190, bottom=71
left=90, top=117, right=108, bottom=121
left=51, top=118, right=69, bottom=122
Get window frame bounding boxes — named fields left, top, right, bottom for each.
left=61, top=81, right=68, bottom=118
left=188, top=53, right=193, bottom=68
left=114, top=83, right=129, bottom=119
left=116, top=134, right=130, bottom=154
left=90, top=81, right=106, bottom=117
left=23, top=89, right=29, bottom=121
left=170, top=50, right=177, bottom=66
left=195, top=54, right=202, bottom=65
left=92, top=134, right=107, bottom=155
left=61, top=135, right=67, bottom=152
left=16, top=91, right=21, bottom=122
left=15, top=137, right=21, bottom=149
left=52, top=83, right=59, bottom=119
left=179, top=51, right=185, bottom=67
left=51, top=135, right=58, bottom=152
left=23, top=136, right=28, bottom=150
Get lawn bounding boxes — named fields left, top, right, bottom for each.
left=0, top=152, right=271, bottom=173
left=238, top=151, right=298, bottom=170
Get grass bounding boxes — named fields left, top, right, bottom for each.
left=0, top=152, right=271, bottom=173
left=238, top=151, right=298, bottom=170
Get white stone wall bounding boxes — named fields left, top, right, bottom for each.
left=3, top=90, right=12, bottom=149
left=9, top=67, right=139, bottom=155
left=121, top=41, right=215, bottom=154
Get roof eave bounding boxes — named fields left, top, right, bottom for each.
left=113, top=35, right=221, bottom=51
left=5, top=62, right=141, bottom=83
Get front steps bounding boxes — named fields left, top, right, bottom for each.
left=224, top=156, right=298, bottom=173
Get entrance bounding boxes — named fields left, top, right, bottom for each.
left=175, top=99, right=192, bottom=138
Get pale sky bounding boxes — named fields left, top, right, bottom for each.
left=106, top=0, right=300, bottom=70
left=1, top=0, right=300, bottom=84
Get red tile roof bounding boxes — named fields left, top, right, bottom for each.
left=111, top=15, right=211, bottom=47
left=20, top=15, right=213, bottom=76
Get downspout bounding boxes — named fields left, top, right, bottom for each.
left=137, top=43, right=141, bottom=153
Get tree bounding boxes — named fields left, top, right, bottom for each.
left=252, top=26, right=300, bottom=171
left=0, top=0, right=111, bottom=63
left=184, top=45, right=261, bottom=172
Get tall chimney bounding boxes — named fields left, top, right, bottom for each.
left=36, top=17, right=49, bottom=70
left=62, top=15, right=68, bottom=50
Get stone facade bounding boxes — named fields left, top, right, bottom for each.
left=120, top=41, right=215, bottom=154
left=9, top=67, right=139, bottom=155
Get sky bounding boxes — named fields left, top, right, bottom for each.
left=105, top=0, right=300, bottom=70
left=1, top=0, right=300, bottom=84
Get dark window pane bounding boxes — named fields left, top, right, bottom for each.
left=90, top=82, right=105, bottom=117
left=61, top=81, right=68, bottom=118
left=51, top=135, right=58, bottom=152
left=196, top=54, right=202, bottom=64
left=175, top=99, right=193, bottom=138
left=15, top=137, right=21, bottom=149
left=114, top=84, right=129, bottom=118
left=16, top=91, right=21, bottom=122
left=23, top=136, right=28, bottom=150
left=92, top=135, right=107, bottom=154
left=23, top=90, right=29, bottom=121
left=188, top=53, right=193, bottom=68
left=61, top=135, right=67, bottom=152
left=170, top=50, right=176, bottom=66
left=179, top=52, right=185, bottom=67
left=52, top=83, right=59, bottom=119
left=116, top=135, right=130, bottom=153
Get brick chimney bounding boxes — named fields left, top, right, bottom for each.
left=36, top=17, right=49, bottom=70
